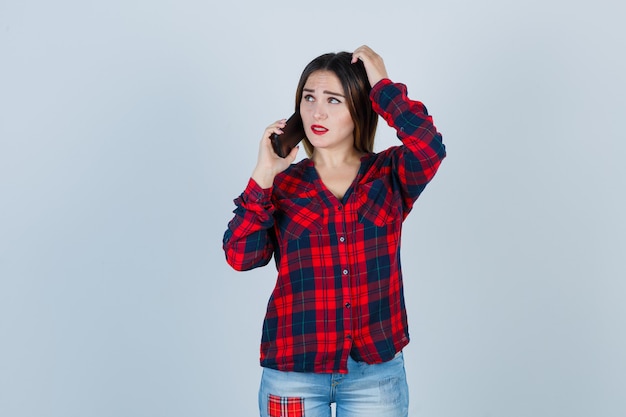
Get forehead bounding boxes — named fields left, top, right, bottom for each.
left=303, top=70, right=344, bottom=94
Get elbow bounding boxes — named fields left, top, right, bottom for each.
left=222, top=229, right=274, bottom=271
left=225, top=256, right=246, bottom=271
left=223, top=245, right=250, bottom=271
left=224, top=249, right=272, bottom=272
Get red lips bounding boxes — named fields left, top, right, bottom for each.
left=310, top=125, right=328, bottom=135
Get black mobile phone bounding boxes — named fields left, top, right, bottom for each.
left=270, top=112, right=305, bottom=158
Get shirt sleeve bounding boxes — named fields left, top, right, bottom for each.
left=369, top=78, right=447, bottom=212
left=223, top=178, right=276, bottom=271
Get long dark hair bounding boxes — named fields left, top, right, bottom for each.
left=295, top=52, right=378, bottom=157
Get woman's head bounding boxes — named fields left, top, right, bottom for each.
left=295, top=52, right=378, bottom=157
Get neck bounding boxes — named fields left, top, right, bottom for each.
left=312, top=146, right=364, bottom=168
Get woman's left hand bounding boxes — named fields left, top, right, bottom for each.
left=351, top=45, right=389, bottom=87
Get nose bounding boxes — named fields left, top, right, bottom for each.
left=313, top=103, right=327, bottom=120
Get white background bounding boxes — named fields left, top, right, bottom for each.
left=1, top=0, right=625, bottom=416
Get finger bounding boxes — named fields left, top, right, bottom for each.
left=351, top=49, right=360, bottom=63
left=351, top=45, right=364, bottom=63
left=352, top=45, right=373, bottom=60
left=269, top=119, right=287, bottom=129
left=285, top=144, right=300, bottom=163
left=351, top=48, right=365, bottom=63
left=264, top=119, right=287, bottom=138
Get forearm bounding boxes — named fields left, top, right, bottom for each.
left=251, top=166, right=277, bottom=190
left=371, top=79, right=446, bottom=184
left=223, top=178, right=276, bottom=271
left=368, top=79, right=446, bottom=212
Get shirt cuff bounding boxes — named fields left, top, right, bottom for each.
left=243, top=177, right=272, bottom=205
left=370, top=78, right=393, bottom=99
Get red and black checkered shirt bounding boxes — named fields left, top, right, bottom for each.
left=223, top=79, right=446, bottom=373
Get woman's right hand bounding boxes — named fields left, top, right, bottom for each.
left=351, top=45, right=389, bottom=88
left=251, top=119, right=300, bottom=189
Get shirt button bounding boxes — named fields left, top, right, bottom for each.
left=345, top=302, right=351, bottom=308
left=337, top=205, right=343, bottom=211
left=339, top=236, right=345, bottom=243
left=342, top=269, right=348, bottom=275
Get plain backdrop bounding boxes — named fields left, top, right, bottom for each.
left=1, top=0, right=625, bottom=416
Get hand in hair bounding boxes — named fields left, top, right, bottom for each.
left=351, top=45, right=389, bottom=87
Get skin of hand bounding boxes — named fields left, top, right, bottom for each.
left=251, top=119, right=300, bottom=189
left=351, top=45, right=389, bottom=87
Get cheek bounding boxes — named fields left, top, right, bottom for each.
left=340, top=113, right=355, bottom=132
left=299, top=104, right=314, bottom=120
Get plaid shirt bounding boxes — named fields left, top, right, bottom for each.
left=223, top=79, right=446, bottom=373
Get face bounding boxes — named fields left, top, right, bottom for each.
left=299, top=70, right=355, bottom=153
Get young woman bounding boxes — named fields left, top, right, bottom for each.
left=223, top=45, right=446, bottom=417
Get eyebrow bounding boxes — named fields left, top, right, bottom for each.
left=303, top=88, right=345, bottom=98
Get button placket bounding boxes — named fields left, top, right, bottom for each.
left=335, top=199, right=354, bottom=354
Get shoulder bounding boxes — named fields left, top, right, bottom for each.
left=276, top=158, right=312, bottom=183
left=361, top=147, right=403, bottom=168
left=273, top=158, right=315, bottom=197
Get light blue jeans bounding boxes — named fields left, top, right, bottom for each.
left=259, top=352, right=409, bottom=417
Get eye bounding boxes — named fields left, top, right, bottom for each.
left=303, top=94, right=315, bottom=102
left=328, top=97, right=342, bottom=104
